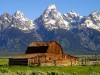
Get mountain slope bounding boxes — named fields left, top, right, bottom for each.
left=0, top=4, right=100, bottom=54
left=0, top=27, right=42, bottom=52
left=38, top=4, right=70, bottom=30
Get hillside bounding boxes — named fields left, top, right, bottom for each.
left=0, top=4, right=100, bottom=54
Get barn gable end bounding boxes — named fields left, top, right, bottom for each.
left=25, top=41, right=63, bottom=54
left=47, top=41, right=63, bottom=54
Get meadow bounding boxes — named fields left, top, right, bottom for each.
left=0, top=55, right=100, bottom=75
left=0, top=65, right=100, bottom=75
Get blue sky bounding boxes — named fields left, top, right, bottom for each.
left=0, top=0, right=100, bottom=19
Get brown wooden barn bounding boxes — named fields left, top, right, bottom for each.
left=9, top=41, right=78, bottom=66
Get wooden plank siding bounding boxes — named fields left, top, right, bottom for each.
left=47, top=41, right=63, bottom=54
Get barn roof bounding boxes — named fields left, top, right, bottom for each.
left=10, top=54, right=40, bottom=59
left=25, top=42, right=51, bottom=54
left=64, top=54, right=78, bottom=59
left=25, top=41, right=63, bottom=54
left=26, top=46, right=48, bottom=54
left=29, top=42, right=50, bottom=47
left=10, top=53, right=63, bottom=59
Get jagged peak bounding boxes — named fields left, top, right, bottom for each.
left=67, top=10, right=80, bottom=16
left=64, top=10, right=83, bottom=19
left=1, top=12, right=10, bottom=17
left=13, top=11, right=25, bottom=19
left=15, top=11, right=24, bottom=15
left=3, top=12, right=9, bottom=15
left=0, top=12, right=12, bottom=21
left=42, top=4, right=60, bottom=19
left=91, top=11, right=100, bottom=15
left=47, top=4, right=56, bottom=10
left=69, top=10, right=76, bottom=14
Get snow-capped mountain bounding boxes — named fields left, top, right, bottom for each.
left=0, top=4, right=100, bottom=54
left=81, top=11, right=100, bottom=31
left=63, top=10, right=83, bottom=22
left=0, top=4, right=100, bottom=32
left=0, top=12, right=12, bottom=30
left=12, top=11, right=35, bottom=31
left=0, top=11, right=35, bottom=32
left=41, top=4, right=70, bottom=30
left=64, top=11, right=100, bottom=31
left=38, top=4, right=100, bottom=31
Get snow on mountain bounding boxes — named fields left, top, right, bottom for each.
left=0, top=4, right=100, bottom=32
left=90, top=11, right=100, bottom=22
left=80, top=11, right=100, bottom=31
left=63, top=11, right=83, bottom=23
left=0, top=4, right=100, bottom=54
left=0, top=11, right=36, bottom=32
left=12, top=11, right=35, bottom=31
left=41, top=4, right=70, bottom=30
left=47, top=4, right=56, bottom=10
left=63, top=10, right=100, bottom=31
left=0, top=12, right=12, bottom=30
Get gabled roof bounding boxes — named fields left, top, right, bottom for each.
left=26, top=46, right=48, bottom=54
left=26, top=41, right=51, bottom=54
left=29, top=42, right=50, bottom=47
left=25, top=41, right=63, bottom=54
left=10, top=54, right=39, bottom=59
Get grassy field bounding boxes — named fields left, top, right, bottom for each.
left=0, top=56, right=100, bottom=75
left=0, top=65, right=100, bottom=75
left=0, top=59, right=8, bottom=65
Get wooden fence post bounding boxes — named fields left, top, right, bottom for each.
left=37, top=54, right=40, bottom=66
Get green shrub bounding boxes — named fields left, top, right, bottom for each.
left=16, top=71, right=27, bottom=75
left=0, top=68, right=9, bottom=73
left=47, top=71, right=65, bottom=75
left=31, top=71, right=47, bottom=75
left=90, top=71, right=100, bottom=75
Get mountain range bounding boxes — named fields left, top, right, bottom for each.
left=0, top=4, right=100, bottom=55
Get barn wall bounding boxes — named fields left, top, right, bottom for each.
left=45, top=53, right=63, bottom=61
left=63, top=54, right=78, bottom=65
left=47, top=41, right=63, bottom=54
left=9, top=54, right=78, bottom=66
left=28, top=53, right=76, bottom=66
left=27, top=53, right=63, bottom=66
